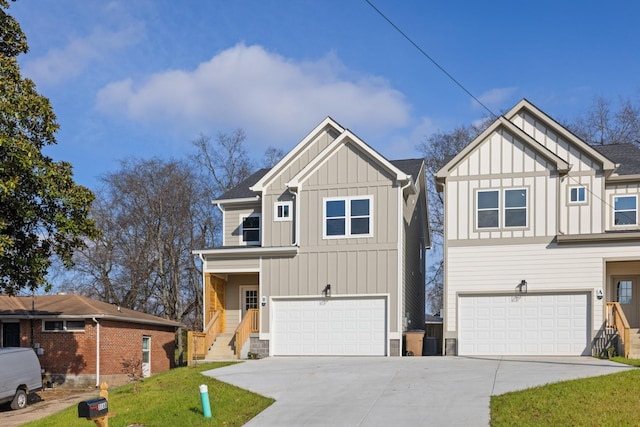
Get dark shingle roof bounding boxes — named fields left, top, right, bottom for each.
left=217, top=168, right=270, bottom=200
left=390, top=158, right=424, bottom=179
left=217, top=159, right=425, bottom=201
left=592, top=143, right=640, bottom=175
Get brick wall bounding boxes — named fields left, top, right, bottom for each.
left=16, top=319, right=176, bottom=387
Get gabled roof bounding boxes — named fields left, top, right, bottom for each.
left=0, top=294, right=182, bottom=328
left=435, top=116, right=570, bottom=188
left=285, top=129, right=413, bottom=189
left=250, top=117, right=345, bottom=193
left=592, top=143, right=640, bottom=176
left=390, top=158, right=425, bottom=180
left=505, top=99, right=617, bottom=172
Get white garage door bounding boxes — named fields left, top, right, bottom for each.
left=272, top=297, right=387, bottom=356
left=458, top=293, right=589, bottom=356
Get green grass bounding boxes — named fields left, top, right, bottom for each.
left=491, top=362, right=640, bottom=426
left=23, top=362, right=273, bottom=427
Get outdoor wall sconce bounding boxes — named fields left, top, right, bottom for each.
left=261, top=296, right=267, bottom=306
left=517, top=280, right=527, bottom=294
left=322, top=284, right=331, bottom=297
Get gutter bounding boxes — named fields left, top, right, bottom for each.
left=92, top=318, right=100, bottom=387
left=287, top=186, right=300, bottom=246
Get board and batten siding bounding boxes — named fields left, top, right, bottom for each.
left=262, top=191, right=294, bottom=247
left=222, top=204, right=261, bottom=246
left=445, top=129, right=559, bottom=240
left=445, top=242, right=640, bottom=334
left=260, top=142, right=403, bottom=334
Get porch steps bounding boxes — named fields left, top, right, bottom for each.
left=205, top=332, right=237, bottom=360
left=628, top=329, right=640, bottom=359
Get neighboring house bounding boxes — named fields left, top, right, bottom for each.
left=435, top=98, right=640, bottom=357
left=0, top=294, right=182, bottom=387
left=193, top=117, right=430, bottom=358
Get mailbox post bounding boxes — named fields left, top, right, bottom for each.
left=78, top=382, right=113, bottom=427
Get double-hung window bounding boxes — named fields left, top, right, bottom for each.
left=613, top=195, right=637, bottom=226
left=323, top=196, right=372, bottom=238
left=240, top=214, right=261, bottom=245
left=477, top=188, right=527, bottom=229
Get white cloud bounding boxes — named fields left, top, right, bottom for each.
left=22, top=24, right=143, bottom=86
left=474, top=87, right=518, bottom=113
left=95, top=44, right=412, bottom=146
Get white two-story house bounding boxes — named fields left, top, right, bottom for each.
left=192, top=117, right=429, bottom=358
left=436, top=99, right=640, bottom=357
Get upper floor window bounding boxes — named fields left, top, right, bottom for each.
left=274, top=202, right=292, bottom=222
left=477, top=188, right=527, bottom=229
left=614, top=196, right=637, bottom=226
left=569, top=186, right=587, bottom=204
left=323, top=196, right=372, bottom=238
left=44, top=320, right=85, bottom=332
left=241, top=214, right=261, bottom=245
left=477, top=191, right=499, bottom=228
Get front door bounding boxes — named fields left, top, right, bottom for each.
left=614, top=277, right=638, bottom=327
left=2, top=323, right=20, bottom=347
left=142, top=336, right=151, bottom=378
left=240, top=286, right=259, bottom=319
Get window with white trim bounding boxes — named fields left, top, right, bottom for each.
left=569, top=186, right=587, bottom=203
left=240, top=214, right=261, bottom=245
left=274, top=201, right=292, bottom=222
left=323, top=196, right=372, bottom=238
left=477, top=190, right=499, bottom=228
left=614, top=195, right=637, bottom=226
left=476, top=188, right=527, bottom=229
left=43, top=320, right=85, bottom=332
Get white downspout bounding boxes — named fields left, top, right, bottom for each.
left=92, top=318, right=100, bottom=387
left=215, top=202, right=225, bottom=246
left=398, top=178, right=412, bottom=357
left=198, top=253, right=206, bottom=332
left=287, top=187, right=299, bottom=246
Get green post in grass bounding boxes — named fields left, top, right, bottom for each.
left=199, top=384, right=212, bottom=418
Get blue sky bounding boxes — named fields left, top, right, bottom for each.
left=9, top=0, right=640, bottom=190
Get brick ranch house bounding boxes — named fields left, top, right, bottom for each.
left=0, top=294, right=182, bottom=387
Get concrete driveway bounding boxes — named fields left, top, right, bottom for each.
left=203, top=356, right=631, bottom=426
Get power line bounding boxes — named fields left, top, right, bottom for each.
left=363, top=0, right=497, bottom=118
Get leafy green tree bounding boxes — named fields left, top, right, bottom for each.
left=0, top=0, right=98, bottom=295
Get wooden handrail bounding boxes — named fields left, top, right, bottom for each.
left=187, top=311, right=222, bottom=365
left=234, top=309, right=259, bottom=359
left=606, top=302, right=630, bottom=358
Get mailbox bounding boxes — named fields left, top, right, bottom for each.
left=78, top=397, right=109, bottom=419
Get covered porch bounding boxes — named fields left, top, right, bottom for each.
left=603, top=260, right=640, bottom=358
left=188, top=272, right=260, bottom=363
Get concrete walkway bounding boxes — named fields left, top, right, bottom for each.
left=203, top=356, right=632, bottom=427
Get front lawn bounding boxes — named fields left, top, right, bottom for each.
left=491, top=361, right=640, bottom=426
left=24, top=362, right=273, bottom=427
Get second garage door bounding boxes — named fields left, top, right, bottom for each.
left=458, top=293, right=589, bottom=356
left=271, top=297, right=387, bottom=356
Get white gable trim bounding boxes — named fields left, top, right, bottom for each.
left=505, top=99, right=617, bottom=172
left=286, top=130, right=411, bottom=189
left=250, top=117, right=345, bottom=192
left=436, top=116, right=570, bottom=189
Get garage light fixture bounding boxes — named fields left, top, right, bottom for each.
left=322, top=284, right=331, bottom=297
left=517, top=280, right=527, bottom=294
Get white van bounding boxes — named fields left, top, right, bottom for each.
left=0, top=347, right=43, bottom=410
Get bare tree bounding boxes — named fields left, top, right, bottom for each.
left=190, top=129, right=254, bottom=199
left=567, top=95, right=640, bottom=145
left=262, top=146, right=284, bottom=168
left=417, top=118, right=492, bottom=314
left=69, top=158, right=214, bottom=363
